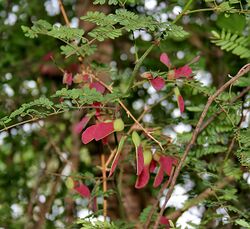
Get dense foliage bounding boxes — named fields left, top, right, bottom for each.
left=0, top=0, right=250, bottom=228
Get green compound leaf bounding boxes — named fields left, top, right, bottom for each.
left=21, top=20, right=93, bottom=57
left=88, top=26, right=123, bottom=41
left=211, top=29, right=250, bottom=59
left=162, top=24, right=189, bottom=40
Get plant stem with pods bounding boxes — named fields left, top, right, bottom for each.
left=105, top=92, right=172, bottom=168
left=153, top=64, right=250, bottom=229
left=90, top=73, right=164, bottom=150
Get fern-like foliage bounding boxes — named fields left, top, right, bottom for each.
left=236, top=128, right=250, bottom=168
left=0, top=97, right=55, bottom=125
left=93, top=0, right=120, bottom=5
left=89, top=26, right=123, bottom=41
left=178, top=82, right=247, bottom=179
left=223, top=160, right=242, bottom=180
left=81, top=9, right=157, bottom=35
left=81, top=9, right=188, bottom=41
left=21, top=20, right=95, bottom=57
left=82, top=11, right=116, bottom=26
left=75, top=218, right=119, bottom=229
left=162, top=24, right=189, bottom=40
left=22, top=10, right=189, bottom=53
left=0, top=87, right=123, bottom=130
left=211, top=29, right=250, bottom=58
left=114, top=9, right=157, bottom=31
left=139, top=205, right=156, bottom=225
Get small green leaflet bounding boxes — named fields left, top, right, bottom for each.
left=235, top=219, right=250, bottom=228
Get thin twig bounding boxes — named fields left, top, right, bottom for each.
left=101, top=154, right=107, bottom=220
left=0, top=117, right=40, bottom=133
left=127, top=92, right=173, bottom=135
left=58, top=0, right=70, bottom=26
left=224, top=93, right=249, bottom=162
left=184, top=8, right=250, bottom=15
left=0, top=105, right=115, bottom=133
left=173, top=0, right=194, bottom=24
left=127, top=43, right=156, bottom=90
left=105, top=148, right=117, bottom=167
left=153, top=64, right=250, bottom=229
left=119, top=102, right=163, bottom=150
left=200, top=86, right=250, bottom=132
left=224, top=137, right=236, bottom=162
left=144, top=168, right=175, bottom=229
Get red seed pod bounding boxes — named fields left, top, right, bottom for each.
left=63, top=72, right=73, bottom=86
left=160, top=53, right=171, bottom=68
left=150, top=77, right=165, bottom=91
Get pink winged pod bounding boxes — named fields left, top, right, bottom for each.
left=174, top=87, right=185, bottom=113
left=178, top=95, right=185, bottom=113
left=94, top=122, right=114, bottom=141
left=150, top=77, right=165, bottom=91
left=160, top=53, right=171, bottom=68
left=81, top=119, right=124, bottom=144
left=159, top=155, right=177, bottom=176
left=109, top=136, right=126, bottom=177
left=63, top=71, right=73, bottom=86
left=73, top=115, right=91, bottom=134
left=74, top=181, right=91, bottom=198
left=153, top=166, right=165, bottom=188
left=174, top=65, right=192, bottom=79
left=153, top=154, right=178, bottom=188
left=109, top=153, right=121, bottom=177
left=136, top=145, right=144, bottom=175
left=160, top=216, right=170, bottom=229
left=81, top=124, right=98, bottom=144
left=141, top=72, right=165, bottom=91
left=135, top=165, right=150, bottom=189
left=149, top=159, right=157, bottom=172
left=90, top=81, right=106, bottom=94
left=160, top=52, right=193, bottom=79
left=135, top=149, right=153, bottom=189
